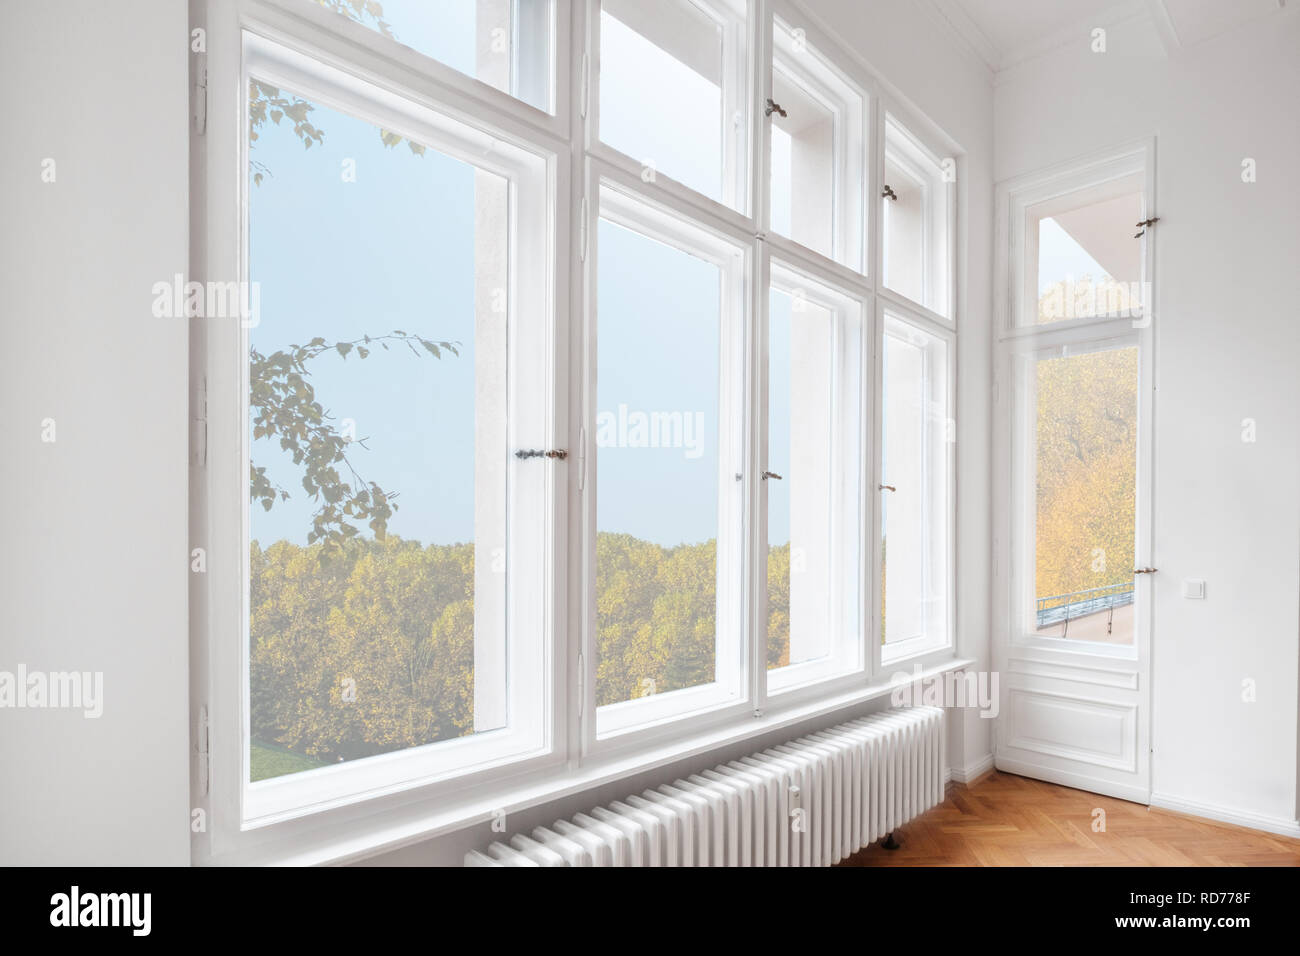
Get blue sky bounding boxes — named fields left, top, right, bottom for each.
left=249, top=95, right=481, bottom=547
left=1037, top=217, right=1109, bottom=294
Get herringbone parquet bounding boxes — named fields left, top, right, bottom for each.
left=840, top=771, right=1300, bottom=866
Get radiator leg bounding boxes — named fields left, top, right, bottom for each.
left=881, top=832, right=900, bottom=850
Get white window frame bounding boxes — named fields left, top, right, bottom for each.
left=589, top=0, right=753, bottom=217
left=995, top=140, right=1152, bottom=337
left=192, top=0, right=966, bottom=865
left=766, top=3, right=868, bottom=270
left=994, top=139, right=1157, bottom=665
left=236, top=34, right=559, bottom=824
left=762, top=260, right=869, bottom=696
left=587, top=178, right=752, bottom=745
left=878, top=108, right=956, bottom=326
left=878, top=304, right=956, bottom=667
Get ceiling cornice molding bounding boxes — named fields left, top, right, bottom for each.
left=995, top=0, right=1150, bottom=72
left=926, top=0, right=1002, bottom=74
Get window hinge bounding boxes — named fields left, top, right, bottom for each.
left=191, top=375, right=207, bottom=467
left=578, top=425, right=587, bottom=493
left=577, top=653, right=584, bottom=718
left=579, top=52, right=590, bottom=120
left=196, top=705, right=211, bottom=797
left=192, top=51, right=208, bottom=135
left=579, top=195, right=589, bottom=262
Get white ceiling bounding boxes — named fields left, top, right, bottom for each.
left=930, top=0, right=1289, bottom=74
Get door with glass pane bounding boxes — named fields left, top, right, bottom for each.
left=996, top=333, right=1154, bottom=803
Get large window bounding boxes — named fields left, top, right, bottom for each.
left=593, top=186, right=747, bottom=736
left=598, top=0, right=749, bottom=209
left=767, top=16, right=866, bottom=268
left=882, top=113, right=953, bottom=318
left=997, top=141, right=1154, bottom=660
left=198, top=0, right=962, bottom=854
left=880, top=312, right=951, bottom=660
left=765, top=266, right=865, bottom=690
left=239, top=36, right=552, bottom=819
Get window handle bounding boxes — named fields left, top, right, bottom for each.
left=882, top=184, right=898, bottom=201
left=762, top=470, right=783, bottom=481
left=1133, top=567, right=1158, bottom=574
left=764, top=98, right=787, bottom=118
left=1134, top=216, right=1159, bottom=238
left=515, top=448, right=567, bottom=460
left=879, top=483, right=897, bottom=492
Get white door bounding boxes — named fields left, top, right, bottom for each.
left=992, top=143, right=1157, bottom=804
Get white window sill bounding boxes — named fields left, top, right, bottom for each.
left=204, top=655, right=974, bottom=866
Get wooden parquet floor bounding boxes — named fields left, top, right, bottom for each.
left=840, top=771, right=1300, bottom=866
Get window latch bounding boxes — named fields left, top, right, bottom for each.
left=762, top=470, right=783, bottom=481
left=515, top=448, right=567, bottom=460
left=879, top=483, right=897, bottom=492
left=764, top=98, right=787, bottom=118
left=882, top=184, right=898, bottom=201
left=1134, top=216, right=1158, bottom=238
left=1133, top=567, right=1158, bottom=574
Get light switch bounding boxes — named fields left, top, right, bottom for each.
left=1182, top=579, right=1206, bottom=600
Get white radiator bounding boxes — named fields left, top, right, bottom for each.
left=465, top=705, right=945, bottom=867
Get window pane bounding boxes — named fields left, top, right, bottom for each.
left=595, top=213, right=739, bottom=712
left=1032, top=346, right=1138, bottom=644
left=766, top=289, right=834, bottom=669
left=310, top=0, right=553, bottom=112
left=882, top=114, right=951, bottom=317
left=599, top=0, right=747, bottom=208
left=881, top=316, right=949, bottom=653
left=247, top=89, right=509, bottom=781
left=1030, top=176, right=1145, bottom=325
left=769, top=22, right=864, bottom=267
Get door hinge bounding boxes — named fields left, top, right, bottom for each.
left=192, top=51, right=208, bottom=135
left=191, top=375, right=207, bottom=467
left=196, top=705, right=211, bottom=796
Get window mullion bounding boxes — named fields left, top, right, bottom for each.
left=750, top=238, right=771, bottom=713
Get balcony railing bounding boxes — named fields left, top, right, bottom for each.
left=1035, top=581, right=1134, bottom=632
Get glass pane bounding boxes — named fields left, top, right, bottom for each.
left=882, top=115, right=950, bottom=317
left=310, top=0, right=553, bottom=112
left=881, top=317, right=949, bottom=651
left=769, top=23, right=864, bottom=267
left=595, top=218, right=724, bottom=706
left=766, top=289, right=836, bottom=670
left=1031, top=178, right=1145, bottom=324
left=599, top=0, right=745, bottom=208
left=1032, top=346, right=1138, bottom=644
left=247, top=89, right=509, bottom=781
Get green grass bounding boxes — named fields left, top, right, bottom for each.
left=251, top=738, right=327, bottom=782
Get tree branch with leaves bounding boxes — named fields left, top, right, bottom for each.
left=250, top=333, right=459, bottom=554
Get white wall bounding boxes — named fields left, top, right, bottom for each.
left=994, top=11, right=1300, bottom=829
left=0, top=0, right=192, bottom=865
